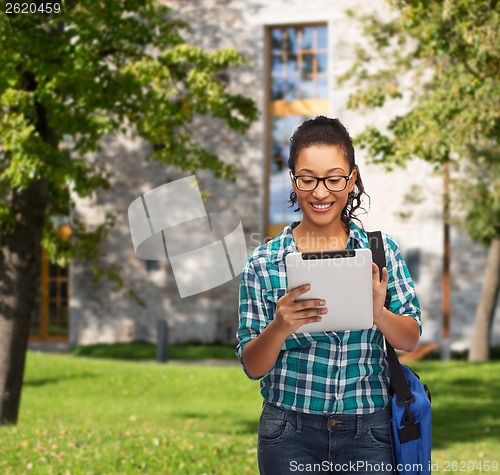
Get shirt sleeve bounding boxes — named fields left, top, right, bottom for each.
left=235, top=257, right=271, bottom=380
left=383, top=233, right=422, bottom=334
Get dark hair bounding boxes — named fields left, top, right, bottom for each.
left=288, top=116, right=369, bottom=228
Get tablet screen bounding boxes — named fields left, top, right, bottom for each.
left=285, top=248, right=373, bottom=333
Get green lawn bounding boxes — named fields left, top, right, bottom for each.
left=1, top=353, right=499, bottom=474
left=70, top=342, right=238, bottom=361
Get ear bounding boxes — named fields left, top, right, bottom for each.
left=348, top=166, right=358, bottom=193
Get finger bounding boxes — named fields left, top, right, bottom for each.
left=295, top=299, right=326, bottom=310
left=302, top=315, right=323, bottom=325
left=296, top=315, right=324, bottom=325
left=381, top=267, right=389, bottom=286
left=372, top=262, right=382, bottom=282
left=287, top=284, right=311, bottom=300
left=296, top=307, right=328, bottom=320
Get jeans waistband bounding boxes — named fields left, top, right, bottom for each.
left=262, top=400, right=391, bottom=432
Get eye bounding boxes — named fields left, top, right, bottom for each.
left=299, top=178, right=315, bottom=185
left=326, top=177, right=343, bottom=186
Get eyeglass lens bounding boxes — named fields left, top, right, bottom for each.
left=295, top=176, right=347, bottom=192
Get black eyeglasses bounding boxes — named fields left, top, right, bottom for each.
left=291, top=172, right=353, bottom=192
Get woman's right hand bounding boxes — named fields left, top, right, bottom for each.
left=273, top=284, right=327, bottom=337
left=241, top=284, right=327, bottom=379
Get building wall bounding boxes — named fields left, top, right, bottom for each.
left=70, top=0, right=500, bottom=349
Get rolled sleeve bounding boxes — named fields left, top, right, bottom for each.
left=384, top=234, right=422, bottom=334
left=235, top=258, right=270, bottom=380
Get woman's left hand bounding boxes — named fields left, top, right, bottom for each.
left=372, top=262, right=388, bottom=323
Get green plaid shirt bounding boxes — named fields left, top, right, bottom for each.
left=236, top=220, right=421, bottom=415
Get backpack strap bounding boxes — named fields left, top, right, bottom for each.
left=367, top=231, right=413, bottom=405
left=366, top=231, right=392, bottom=309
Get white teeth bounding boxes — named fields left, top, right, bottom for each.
left=311, top=203, right=332, bottom=209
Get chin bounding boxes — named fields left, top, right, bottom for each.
left=305, top=213, right=340, bottom=227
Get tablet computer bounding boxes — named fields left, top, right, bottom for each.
left=285, top=249, right=373, bottom=333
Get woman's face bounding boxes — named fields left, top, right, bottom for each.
left=291, top=144, right=357, bottom=230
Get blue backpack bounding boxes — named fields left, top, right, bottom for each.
left=368, top=231, right=432, bottom=475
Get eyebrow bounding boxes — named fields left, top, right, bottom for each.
left=297, top=167, right=346, bottom=174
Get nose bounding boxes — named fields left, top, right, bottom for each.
left=312, top=180, right=331, bottom=199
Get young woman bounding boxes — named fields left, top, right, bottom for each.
left=236, top=116, right=421, bottom=474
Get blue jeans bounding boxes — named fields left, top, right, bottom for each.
left=258, top=401, right=395, bottom=474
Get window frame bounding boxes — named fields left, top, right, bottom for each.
left=264, top=23, right=329, bottom=239
left=30, top=225, right=71, bottom=342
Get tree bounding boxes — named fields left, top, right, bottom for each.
left=343, top=0, right=499, bottom=360
left=0, top=1, right=257, bottom=424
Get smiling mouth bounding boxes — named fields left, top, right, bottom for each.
left=310, top=202, right=333, bottom=210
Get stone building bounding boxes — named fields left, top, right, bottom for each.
left=29, top=0, right=500, bottom=352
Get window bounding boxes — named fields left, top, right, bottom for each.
left=266, top=24, right=329, bottom=238
left=270, top=26, right=328, bottom=102
left=30, top=226, right=71, bottom=342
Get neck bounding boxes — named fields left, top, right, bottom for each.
left=293, top=219, right=349, bottom=252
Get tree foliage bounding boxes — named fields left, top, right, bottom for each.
left=0, top=0, right=258, bottom=425
left=344, top=0, right=499, bottom=244
left=0, top=0, right=258, bottom=282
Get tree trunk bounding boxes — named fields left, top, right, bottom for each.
left=469, top=239, right=500, bottom=362
left=0, top=69, right=53, bottom=425
left=0, top=179, right=49, bottom=424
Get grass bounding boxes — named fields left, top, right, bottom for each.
left=1, top=354, right=499, bottom=474
left=69, top=341, right=500, bottom=363
left=70, top=342, right=238, bottom=361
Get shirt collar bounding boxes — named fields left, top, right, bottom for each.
left=347, top=219, right=370, bottom=249
left=270, top=219, right=369, bottom=265
left=269, top=222, right=300, bottom=265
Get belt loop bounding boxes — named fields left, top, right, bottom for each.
left=355, top=414, right=362, bottom=439
left=296, top=411, right=302, bottom=434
